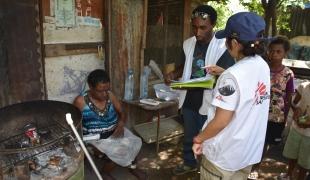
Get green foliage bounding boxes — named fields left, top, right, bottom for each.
left=277, top=1, right=306, bottom=34
left=195, top=0, right=306, bottom=35
left=239, top=0, right=264, bottom=16
left=277, top=4, right=291, bottom=34
left=239, top=0, right=305, bottom=35
left=202, top=1, right=233, bottom=31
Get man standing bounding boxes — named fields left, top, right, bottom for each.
left=165, top=5, right=235, bottom=175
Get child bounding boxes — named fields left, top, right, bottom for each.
left=280, top=81, right=310, bottom=180
left=266, top=35, right=294, bottom=147
left=248, top=35, right=295, bottom=180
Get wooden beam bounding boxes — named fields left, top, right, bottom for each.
left=140, top=0, right=148, bottom=72
left=65, top=42, right=104, bottom=50
left=183, top=0, right=191, bottom=40
left=105, top=0, right=112, bottom=83
left=44, top=43, right=103, bottom=57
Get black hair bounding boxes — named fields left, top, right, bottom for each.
left=268, top=35, right=291, bottom=52
left=192, top=5, right=217, bottom=25
left=87, top=69, right=110, bottom=88
left=226, top=31, right=266, bottom=57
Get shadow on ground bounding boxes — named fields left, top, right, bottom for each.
left=85, top=136, right=295, bottom=180
left=85, top=138, right=199, bottom=180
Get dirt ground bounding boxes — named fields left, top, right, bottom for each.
left=85, top=111, right=310, bottom=180
left=85, top=137, right=301, bottom=180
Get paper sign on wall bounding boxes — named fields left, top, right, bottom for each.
left=55, top=0, right=76, bottom=27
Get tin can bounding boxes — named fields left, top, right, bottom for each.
left=24, top=124, right=40, bottom=145
left=19, top=137, right=30, bottom=148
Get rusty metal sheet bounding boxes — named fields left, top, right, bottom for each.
left=0, top=6, right=9, bottom=107
left=1, top=0, right=45, bottom=106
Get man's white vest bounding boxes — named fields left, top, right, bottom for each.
left=178, top=35, right=227, bottom=117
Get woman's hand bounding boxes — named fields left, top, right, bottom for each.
left=112, top=120, right=125, bottom=138
left=204, top=65, right=225, bottom=76
left=192, top=143, right=203, bottom=159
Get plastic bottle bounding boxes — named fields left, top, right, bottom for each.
left=124, top=68, right=134, bottom=101
left=139, top=66, right=151, bottom=99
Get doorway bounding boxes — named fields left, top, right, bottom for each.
left=144, top=0, right=184, bottom=73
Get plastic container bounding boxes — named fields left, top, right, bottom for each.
left=124, top=69, right=134, bottom=100
left=153, top=83, right=179, bottom=101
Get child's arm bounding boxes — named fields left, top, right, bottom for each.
left=285, top=92, right=293, bottom=122
left=109, top=92, right=126, bottom=137
left=291, top=91, right=301, bottom=121
left=285, top=73, right=295, bottom=121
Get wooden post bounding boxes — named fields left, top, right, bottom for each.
left=183, top=0, right=192, bottom=40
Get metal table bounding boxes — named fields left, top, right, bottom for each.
left=123, top=100, right=183, bottom=153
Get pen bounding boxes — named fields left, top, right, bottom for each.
left=200, top=66, right=209, bottom=73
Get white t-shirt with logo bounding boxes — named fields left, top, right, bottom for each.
left=202, top=55, right=270, bottom=171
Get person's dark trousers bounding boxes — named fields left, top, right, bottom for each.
left=182, top=107, right=208, bottom=167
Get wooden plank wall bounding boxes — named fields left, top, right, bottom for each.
left=42, top=0, right=105, bottom=54
left=183, top=0, right=192, bottom=40
left=109, top=0, right=145, bottom=98
left=41, top=0, right=107, bottom=103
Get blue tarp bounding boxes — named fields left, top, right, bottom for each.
left=288, top=44, right=310, bottom=61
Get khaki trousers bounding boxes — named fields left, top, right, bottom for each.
left=200, top=156, right=252, bottom=180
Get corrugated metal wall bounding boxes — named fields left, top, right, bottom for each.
left=289, top=7, right=310, bottom=38
left=0, top=0, right=45, bottom=108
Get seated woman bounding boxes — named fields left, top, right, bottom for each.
left=73, top=69, right=146, bottom=180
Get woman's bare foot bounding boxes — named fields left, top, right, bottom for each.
left=101, top=172, right=115, bottom=180
left=129, top=168, right=147, bottom=180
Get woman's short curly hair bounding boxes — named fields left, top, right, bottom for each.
left=87, top=69, right=110, bottom=88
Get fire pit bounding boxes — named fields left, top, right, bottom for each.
left=0, top=100, right=83, bottom=180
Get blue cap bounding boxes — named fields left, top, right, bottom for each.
left=215, top=12, right=265, bottom=41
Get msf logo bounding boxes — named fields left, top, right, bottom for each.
left=254, top=82, right=270, bottom=105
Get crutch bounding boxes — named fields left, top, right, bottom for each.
left=66, top=113, right=103, bottom=180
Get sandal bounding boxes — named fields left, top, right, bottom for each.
left=277, top=173, right=291, bottom=180
left=129, top=168, right=148, bottom=180
left=172, top=164, right=197, bottom=175
left=248, top=171, right=258, bottom=180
